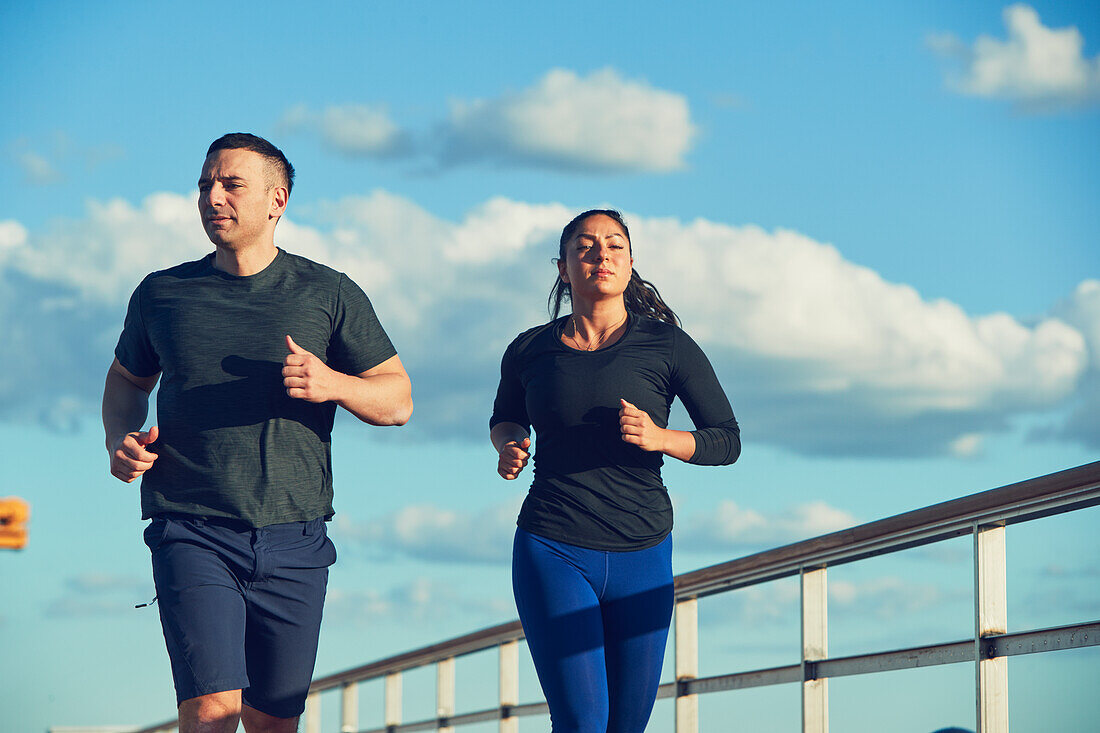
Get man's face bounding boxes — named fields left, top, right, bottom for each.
left=197, top=148, right=284, bottom=249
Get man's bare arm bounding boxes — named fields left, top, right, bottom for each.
left=102, top=358, right=161, bottom=482
left=282, top=336, right=412, bottom=426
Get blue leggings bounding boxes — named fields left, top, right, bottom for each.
left=512, top=528, right=675, bottom=733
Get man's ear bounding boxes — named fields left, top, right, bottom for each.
left=270, top=186, right=288, bottom=218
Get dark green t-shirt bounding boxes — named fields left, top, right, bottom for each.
left=115, top=249, right=396, bottom=527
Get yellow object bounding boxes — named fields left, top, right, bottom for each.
left=0, top=497, right=30, bottom=550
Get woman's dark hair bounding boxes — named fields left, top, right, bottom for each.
left=548, top=209, right=679, bottom=326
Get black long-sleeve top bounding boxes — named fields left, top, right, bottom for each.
left=490, top=314, right=740, bottom=551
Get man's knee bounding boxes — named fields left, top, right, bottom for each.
left=241, top=703, right=300, bottom=733
left=178, top=690, right=243, bottom=733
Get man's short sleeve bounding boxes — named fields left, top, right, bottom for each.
left=114, top=279, right=161, bottom=377
left=327, top=274, right=397, bottom=375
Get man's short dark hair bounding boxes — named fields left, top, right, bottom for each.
left=206, top=133, right=295, bottom=195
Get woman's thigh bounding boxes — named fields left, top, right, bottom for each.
left=512, top=528, right=609, bottom=733
left=601, top=534, right=675, bottom=733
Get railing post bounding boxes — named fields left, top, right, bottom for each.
left=975, top=523, right=1008, bottom=733
left=499, top=640, right=519, bottom=733
left=675, top=597, right=699, bottom=733
left=385, top=671, right=402, bottom=731
left=437, top=656, right=455, bottom=733
left=801, top=566, right=828, bottom=733
left=341, top=680, right=358, bottom=733
left=305, top=690, right=321, bottom=733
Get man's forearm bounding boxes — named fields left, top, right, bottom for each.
left=334, top=371, right=413, bottom=426
left=102, top=368, right=152, bottom=449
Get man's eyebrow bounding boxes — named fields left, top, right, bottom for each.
left=197, top=175, right=247, bottom=185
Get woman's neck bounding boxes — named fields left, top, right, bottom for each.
left=570, top=297, right=628, bottom=332
left=565, top=297, right=630, bottom=351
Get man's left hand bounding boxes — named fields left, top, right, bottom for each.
left=283, top=335, right=338, bottom=403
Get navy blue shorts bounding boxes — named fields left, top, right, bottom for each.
left=144, top=515, right=336, bottom=717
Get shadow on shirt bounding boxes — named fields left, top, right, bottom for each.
left=537, top=405, right=662, bottom=476
left=163, top=355, right=330, bottom=441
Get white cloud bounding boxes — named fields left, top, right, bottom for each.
left=335, top=499, right=521, bottom=564
left=1038, top=279, right=1100, bottom=448
left=948, top=432, right=984, bottom=458
left=280, top=103, right=410, bottom=157
left=828, top=576, right=949, bottom=619
left=16, top=150, right=64, bottom=184
left=1056, top=280, right=1100, bottom=364
left=280, top=68, right=697, bottom=174
left=700, top=580, right=802, bottom=628
left=8, top=133, right=125, bottom=184
left=324, top=578, right=513, bottom=626
left=702, top=575, right=964, bottom=630
left=6, top=193, right=209, bottom=304
left=1040, top=562, right=1100, bottom=579
left=680, top=501, right=858, bottom=550
left=45, top=573, right=152, bottom=617
left=930, top=4, right=1100, bottom=110
left=441, top=68, right=696, bottom=172
left=0, top=193, right=1091, bottom=455
left=340, top=498, right=855, bottom=563
left=0, top=220, right=28, bottom=259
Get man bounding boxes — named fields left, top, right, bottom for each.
left=102, top=133, right=412, bottom=733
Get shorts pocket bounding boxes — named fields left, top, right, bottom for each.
left=143, top=517, right=171, bottom=552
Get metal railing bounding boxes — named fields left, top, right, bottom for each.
left=127, top=461, right=1100, bottom=733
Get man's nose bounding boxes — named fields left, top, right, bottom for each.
left=205, top=183, right=226, bottom=206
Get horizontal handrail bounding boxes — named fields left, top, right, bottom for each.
left=310, top=621, right=524, bottom=691
left=676, top=460, right=1100, bottom=598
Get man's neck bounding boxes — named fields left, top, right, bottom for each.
left=213, top=241, right=279, bottom=276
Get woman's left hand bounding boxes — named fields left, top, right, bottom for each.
left=619, top=399, right=666, bottom=452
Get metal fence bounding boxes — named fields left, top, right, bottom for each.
left=127, top=461, right=1100, bottom=733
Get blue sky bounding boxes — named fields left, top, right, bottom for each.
left=1, top=2, right=1098, bottom=731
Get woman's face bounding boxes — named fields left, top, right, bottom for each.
left=558, top=214, right=634, bottom=303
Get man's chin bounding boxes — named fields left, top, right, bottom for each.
left=204, top=230, right=235, bottom=247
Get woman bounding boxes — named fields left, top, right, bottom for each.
left=490, top=209, right=740, bottom=732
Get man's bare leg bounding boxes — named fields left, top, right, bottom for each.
left=241, top=704, right=300, bottom=733
left=178, top=692, right=298, bottom=733
left=178, top=691, right=242, bottom=733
